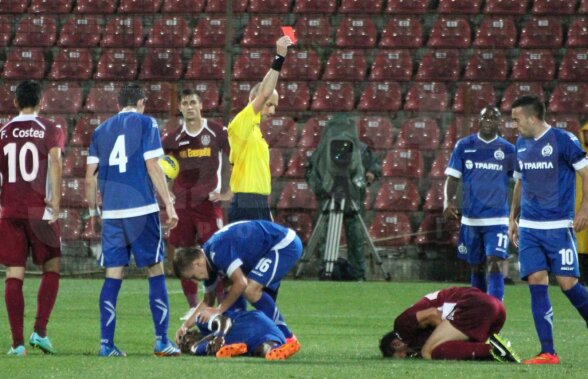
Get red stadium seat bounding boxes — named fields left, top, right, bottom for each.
left=75, top=0, right=116, bottom=13
left=0, top=115, right=13, bottom=126
left=339, top=0, right=383, bottom=13
left=13, top=15, right=57, bottom=47
left=71, top=114, right=108, bottom=147
left=357, top=82, right=402, bottom=113
left=293, top=16, right=331, bottom=47
left=226, top=81, right=255, bottom=113
left=144, top=82, right=173, bottom=114
left=442, top=117, right=478, bottom=149
left=427, top=17, right=471, bottom=48
left=58, top=15, right=102, bottom=47
left=185, top=49, right=225, bottom=80
left=511, top=50, right=555, bottom=81
left=95, top=49, right=138, bottom=81
left=48, top=48, right=93, bottom=80
left=280, top=49, right=321, bottom=81
left=532, top=0, right=575, bottom=15
left=269, top=148, right=285, bottom=177
left=293, top=0, right=336, bottom=13
left=500, top=118, right=519, bottom=143
left=205, top=0, right=248, bottom=12
left=396, top=117, right=440, bottom=151
left=548, top=83, right=588, bottom=114
left=369, top=212, right=413, bottom=247
left=335, top=17, right=377, bottom=48
left=232, top=48, right=273, bottom=80
left=500, top=82, right=544, bottom=112
left=547, top=115, right=580, bottom=136
left=277, top=181, right=317, bottom=210
left=373, top=179, right=420, bottom=212
left=276, top=81, right=310, bottom=112
left=484, top=0, right=529, bottom=15
left=0, top=0, right=28, bottom=13
left=558, top=49, right=588, bottom=82
left=386, top=0, right=429, bottom=14
left=84, top=82, right=123, bottom=113
left=274, top=211, right=313, bottom=244
left=404, top=82, right=449, bottom=112
left=241, top=16, right=283, bottom=48
left=463, top=49, right=508, bottom=81
left=41, top=82, right=82, bottom=114
left=438, top=0, right=481, bottom=14
left=61, top=178, right=87, bottom=208
left=101, top=16, right=144, bottom=48
left=191, top=17, right=226, bottom=47
left=379, top=16, right=423, bottom=48
left=423, top=180, right=446, bottom=212
left=567, top=18, right=588, bottom=47
left=298, top=115, right=331, bottom=148
left=118, top=0, right=162, bottom=13
left=519, top=17, right=563, bottom=48
left=0, top=83, right=17, bottom=114
left=284, top=149, right=314, bottom=178
left=139, top=48, right=183, bottom=81
left=30, top=0, right=72, bottom=13
left=358, top=116, right=395, bottom=150
left=415, top=213, right=459, bottom=246
left=415, top=49, right=460, bottom=82
left=249, top=0, right=291, bottom=13
left=473, top=16, right=517, bottom=48
left=59, top=209, right=82, bottom=241
left=381, top=149, right=423, bottom=178
left=452, top=82, right=496, bottom=114
left=0, top=16, right=10, bottom=46
left=182, top=81, right=221, bottom=112
left=260, top=116, right=297, bottom=148
left=369, top=49, right=413, bottom=81
left=2, top=48, right=46, bottom=80
left=582, top=0, right=588, bottom=13
left=161, top=0, right=205, bottom=12
left=63, top=148, right=89, bottom=178
left=311, top=82, right=355, bottom=112
left=322, top=49, right=367, bottom=81
left=145, top=16, right=190, bottom=47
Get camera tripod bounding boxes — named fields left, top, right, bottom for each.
left=295, top=195, right=391, bottom=281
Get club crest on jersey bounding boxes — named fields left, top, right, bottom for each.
left=541, top=143, right=553, bottom=157
left=494, top=149, right=505, bottom=160
left=201, top=135, right=211, bottom=146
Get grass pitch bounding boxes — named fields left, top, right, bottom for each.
left=0, top=278, right=587, bottom=378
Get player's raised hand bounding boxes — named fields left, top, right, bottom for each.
left=276, top=36, right=292, bottom=57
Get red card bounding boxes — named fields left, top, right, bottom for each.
left=281, top=26, right=297, bottom=45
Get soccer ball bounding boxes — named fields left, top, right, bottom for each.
left=159, top=155, right=180, bottom=181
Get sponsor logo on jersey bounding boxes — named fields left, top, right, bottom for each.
left=465, top=160, right=474, bottom=169
left=465, top=159, right=503, bottom=171
left=464, top=149, right=477, bottom=153
left=201, top=135, right=211, bottom=146
left=518, top=148, right=527, bottom=152
left=179, top=147, right=212, bottom=158
left=522, top=161, right=554, bottom=170
left=541, top=143, right=553, bottom=157
left=494, top=148, right=505, bottom=160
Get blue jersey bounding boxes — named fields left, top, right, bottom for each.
left=87, top=110, right=164, bottom=219
left=514, top=127, right=588, bottom=229
left=445, top=134, right=515, bottom=225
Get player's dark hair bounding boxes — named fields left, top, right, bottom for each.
left=15, top=80, right=42, bottom=109
left=178, top=87, right=202, bottom=103
left=172, top=246, right=202, bottom=278
left=379, top=331, right=400, bottom=358
left=511, top=95, right=545, bottom=121
left=118, top=83, right=146, bottom=107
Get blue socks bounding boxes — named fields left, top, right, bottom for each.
left=99, top=278, right=122, bottom=348
left=563, top=282, right=588, bottom=326
left=149, top=275, right=170, bottom=344
left=470, top=272, right=487, bottom=293
left=488, top=272, right=504, bottom=301
left=529, top=284, right=555, bottom=354
left=252, top=292, right=292, bottom=338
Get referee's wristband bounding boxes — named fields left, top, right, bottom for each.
left=88, top=208, right=100, bottom=217
left=271, top=54, right=285, bottom=71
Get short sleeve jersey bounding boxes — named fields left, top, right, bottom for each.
left=0, top=115, right=65, bottom=220
left=162, top=118, right=229, bottom=208
left=87, top=110, right=163, bottom=219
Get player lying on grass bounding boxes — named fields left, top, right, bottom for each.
left=379, top=286, right=520, bottom=362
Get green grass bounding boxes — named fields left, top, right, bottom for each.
left=0, top=279, right=587, bottom=378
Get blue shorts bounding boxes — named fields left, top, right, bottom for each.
left=99, top=212, right=165, bottom=269
left=457, top=224, right=509, bottom=265
left=247, top=233, right=302, bottom=293
left=519, top=227, right=580, bottom=280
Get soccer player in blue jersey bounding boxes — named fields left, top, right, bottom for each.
left=444, top=107, right=516, bottom=301
left=509, top=95, right=588, bottom=365
left=85, top=83, right=180, bottom=357
left=172, top=220, right=303, bottom=357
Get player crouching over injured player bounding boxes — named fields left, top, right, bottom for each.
left=379, top=287, right=520, bottom=362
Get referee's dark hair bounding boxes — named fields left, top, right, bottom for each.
left=118, top=83, right=146, bottom=108
left=15, top=80, right=42, bottom=109
left=511, top=95, right=545, bottom=121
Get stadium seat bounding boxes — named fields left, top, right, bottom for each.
left=276, top=81, right=310, bottom=112
left=139, top=48, right=183, bottom=81
left=548, top=83, right=588, bottom=114
left=2, top=48, right=46, bottom=80
left=369, top=212, right=413, bottom=247
left=118, top=0, right=162, bottom=12
left=95, top=49, right=138, bottom=80
left=191, top=17, right=227, bottom=47
left=373, top=179, right=420, bottom=212
left=428, top=150, right=452, bottom=179
left=463, top=50, right=508, bottom=81
left=284, top=149, right=314, bottom=178
left=13, top=15, right=57, bottom=47
left=385, top=0, right=429, bottom=14
left=415, top=49, right=460, bottom=82
left=438, top=0, right=481, bottom=14
left=41, top=82, right=82, bottom=114
left=185, top=49, right=225, bottom=80
left=63, top=148, right=89, bottom=178
left=441, top=117, right=478, bottom=149
left=274, top=211, right=313, bottom=244
left=226, top=81, right=255, bottom=113
left=369, top=49, right=413, bottom=81
left=58, top=15, right=102, bottom=47
left=500, top=82, right=544, bottom=112
left=181, top=81, right=221, bottom=112
left=293, top=0, right=336, bottom=13
left=48, top=48, right=93, bottom=80
left=280, top=49, right=321, bottom=81
left=205, top=0, right=248, bottom=12
left=61, top=178, right=87, bottom=208
left=532, top=0, right=576, bottom=14
left=70, top=114, right=108, bottom=147
left=276, top=181, right=317, bottom=210
left=558, top=49, right=588, bottom=81
left=396, top=117, right=440, bottom=151
left=0, top=115, right=13, bottom=126
left=483, top=0, right=529, bottom=15
left=519, top=17, right=563, bottom=48
left=0, top=16, right=10, bottom=46
left=322, top=49, right=367, bottom=81
left=581, top=0, right=588, bottom=13
left=415, top=213, right=459, bottom=246
left=500, top=118, right=519, bottom=143
left=335, top=17, right=377, bottom=48
left=473, top=16, right=517, bottom=48
left=30, top=0, right=72, bottom=13
left=60, top=209, right=82, bottom=242
left=511, top=50, right=555, bottom=81
left=75, top=0, right=116, bottom=13
left=0, top=83, right=17, bottom=114
left=379, top=16, right=423, bottom=48
left=423, top=180, right=446, bottom=211
left=339, top=0, right=383, bottom=13
left=404, top=82, right=448, bottom=112
left=310, top=82, right=355, bottom=112
left=452, top=82, right=496, bottom=114
left=161, top=0, right=205, bottom=12
left=358, top=116, right=395, bottom=150
left=298, top=115, right=331, bottom=148
left=357, top=82, right=402, bottom=113
left=145, top=16, right=190, bottom=47
left=381, top=149, right=423, bottom=178
left=241, top=16, right=283, bottom=47
left=249, top=0, right=291, bottom=13
left=232, top=48, right=273, bottom=80
left=269, top=148, right=285, bottom=177
left=144, top=82, right=173, bottom=114
left=260, top=116, right=297, bottom=148
left=101, top=16, right=144, bottom=48
left=293, top=16, right=331, bottom=47
left=0, top=0, right=28, bottom=13
left=84, top=82, right=122, bottom=113
left=427, top=17, right=471, bottom=48
left=567, top=18, right=588, bottom=47
left=547, top=115, right=581, bottom=136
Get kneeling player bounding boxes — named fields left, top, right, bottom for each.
left=379, top=286, right=520, bottom=362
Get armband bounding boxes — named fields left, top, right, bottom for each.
left=271, top=54, right=285, bottom=71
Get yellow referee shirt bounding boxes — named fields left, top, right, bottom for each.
left=228, top=103, right=271, bottom=195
